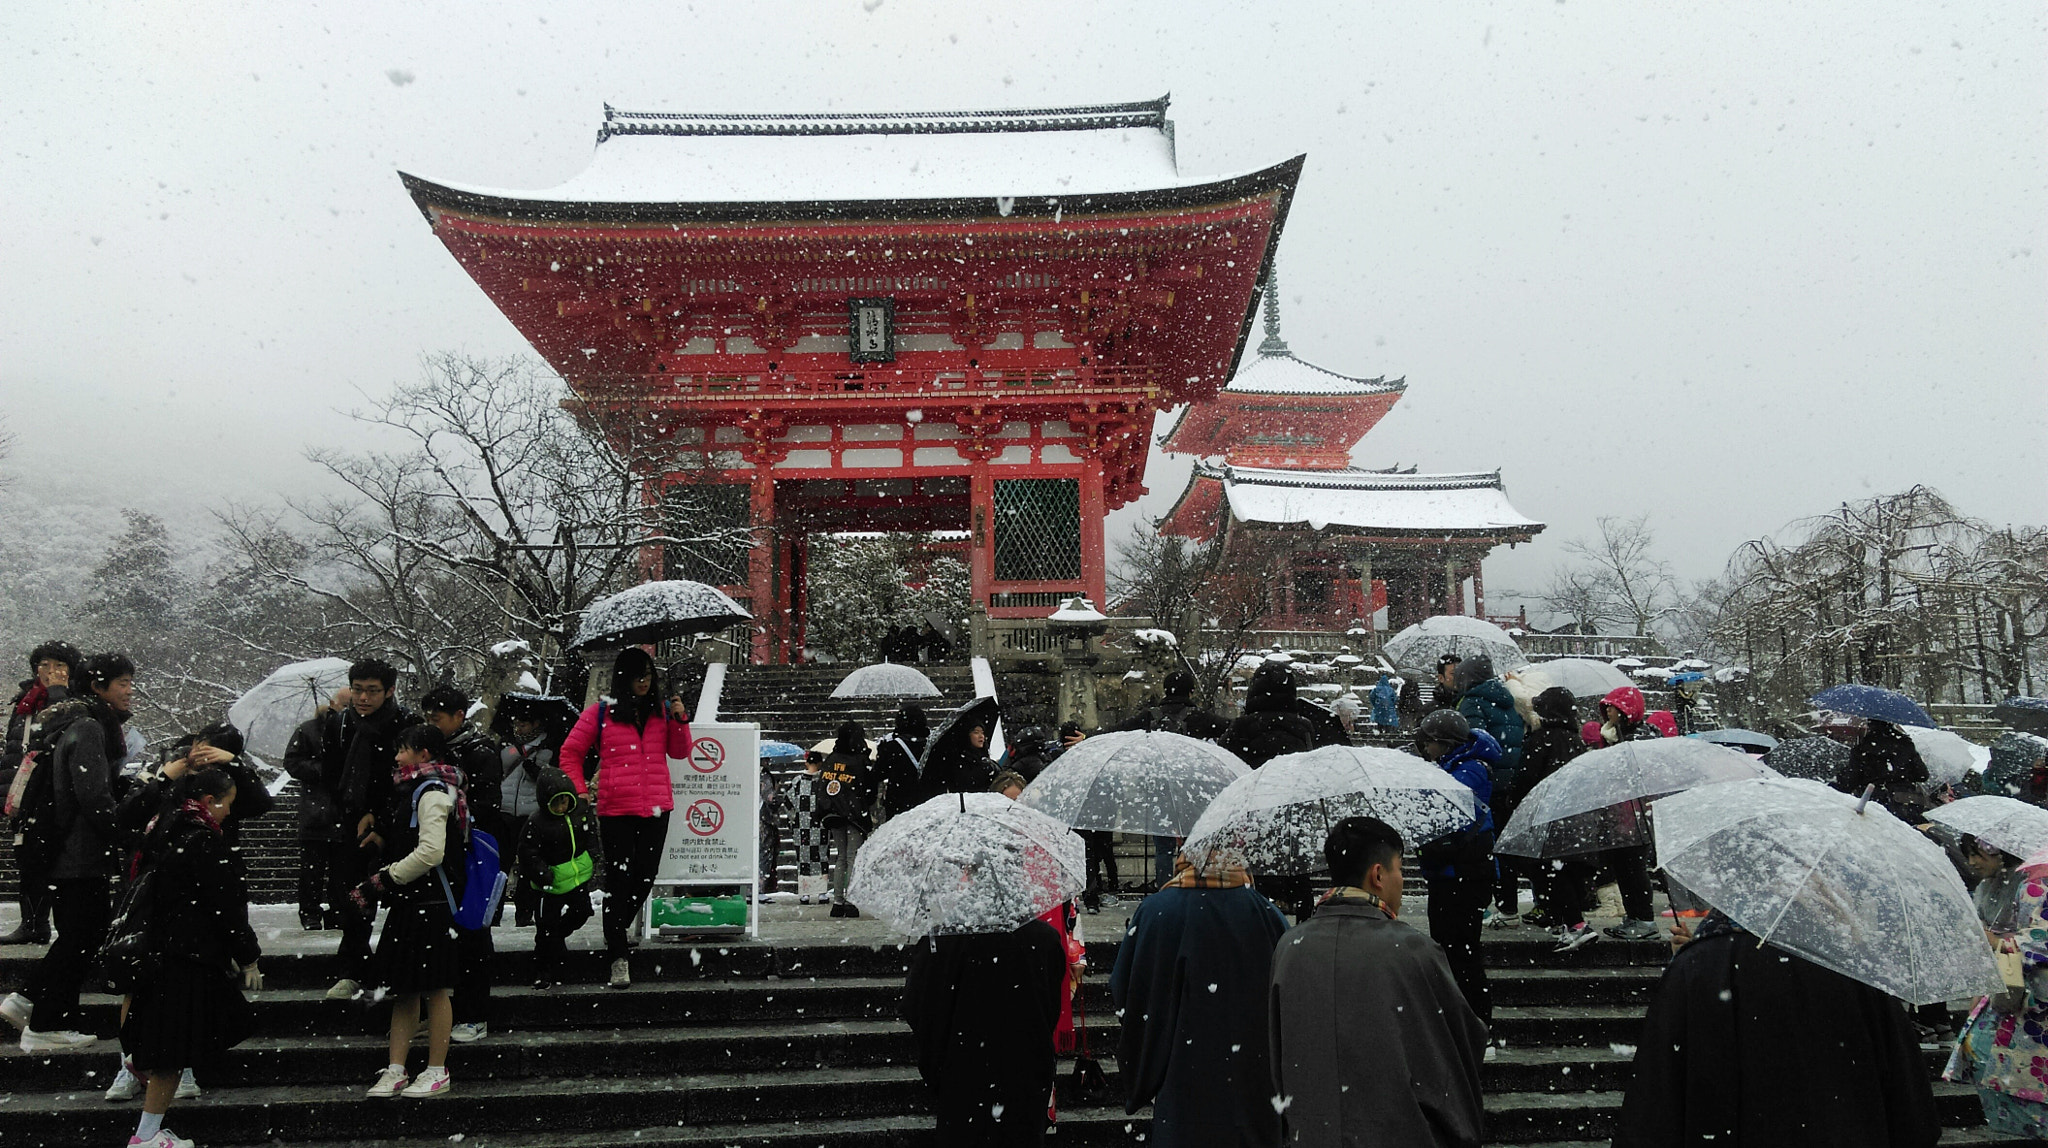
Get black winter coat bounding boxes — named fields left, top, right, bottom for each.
left=1506, top=721, right=1586, bottom=809
left=44, top=696, right=126, bottom=880
left=145, top=813, right=261, bottom=970
left=282, top=712, right=347, bottom=840
left=818, top=749, right=879, bottom=831
left=117, top=756, right=275, bottom=857
left=1834, top=720, right=1931, bottom=821
left=877, top=736, right=935, bottom=817
left=1614, top=917, right=1939, bottom=1148
left=516, top=768, right=602, bottom=892
left=445, top=724, right=505, bottom=838
left=903, top=922, right=1067, bottom=1145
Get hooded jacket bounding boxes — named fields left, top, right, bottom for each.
left=41, top=695, right=126, bottom=879
left=1221, top=665, right=1317, bottom=768
left=517, top=767, right=602, bottom=894
left=1834, top=719, right=1930, bottom=821
left=1598, top=687, right=1660, bottom=744
left=444, top=722, right=505, bottom=835
left=1508, top=687, right=1587, bottom=807
left=1416, top=731, right=1499, bottom=880
left=1454, top=660, right=1526, bottom=772
left=559, top=698, right=691, bottom=818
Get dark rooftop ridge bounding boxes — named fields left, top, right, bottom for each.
left=597, top=97, right=1171, bottom=143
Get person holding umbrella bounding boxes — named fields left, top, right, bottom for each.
left=1833, top=718, right=1931, bottom=823
left=559, top=648, right=693, bottom=989
left=1413, top=710, right=1499, bottom=1026
left=1947, top=850, right=2048, bottom=1135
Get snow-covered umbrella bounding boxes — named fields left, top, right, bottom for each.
left=1495, top=738, right=1775, bottom=858
left=847, top=791, right=1085, bottom=936
left=1992, top=697, right=2048, bottom=736
left=1180, top=745, right=1476, bottom=875
left=1808, top=684, right=1935, bottom=729
left=570, top=580, right=751, bottom=651
left=228, top=657, right=353, bottom=759
left=1380, top=616, right=1530, bottom=675
left=1016, top=730, right=1249, bottom=837
left=830, top=662, right=942, bottom=700
left=919, top=696, right=1001, bottom=776
left=1762, top=735, right=1852, bottom=783
left=1929, top=795, right=2048, bottom=860
left=1692, top=728, right=1779, bottom=754
left=1901, top=725, right=1988, bottom=787
left=1654, top=777, right=1999, bottom=1006
left=1512, top=658, right=1633, bottom=699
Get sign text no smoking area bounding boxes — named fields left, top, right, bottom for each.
left=649, top=721, right=761, bottom=938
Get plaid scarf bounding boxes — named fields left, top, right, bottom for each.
left=1318, top=885, right=1397, bottom=919
left=397, top=758, right=471, bottom=841
left=179, top=797, right=223, bottom=837
left=1163, top=854, right=1252, bottom=890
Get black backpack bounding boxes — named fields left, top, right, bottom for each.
left=9, top=699, right=90, bottom=874
left=98, top=863, right=164, bottom=994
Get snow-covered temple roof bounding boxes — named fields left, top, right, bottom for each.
left=1222, top=293, right=1407, bottom=398
left=1217, top=465, right=1544, bottom=537
left=402, top=96, right=1300, bottom=217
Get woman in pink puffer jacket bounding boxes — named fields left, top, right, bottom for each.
left=559, top=648, right=692, bottom=987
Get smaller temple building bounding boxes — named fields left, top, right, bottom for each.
left=1158, top=294, right=1543, bottom=640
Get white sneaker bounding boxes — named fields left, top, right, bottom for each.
left=366, top=1063, right=409, bottom=1099
left=1483, top=1044, right=1499, bottom=1062
left=325, top=978, right=360, bottom=1001
left=104, top=1060, right=142, bottom=1102
left=127, top=1130, right=195, bottom=1148
left=0, top=991, right=31, bottom=1030
left=608, top=958, right=631, bottom=989
left=1483, top=907, right=1522, bottom=929
left=20, top=1027, right=96, bottom=1053
left=175, top=1067, right=201, bottom=1099
left=449, top=1022, right=487, bottom=1044
left=401, top=1065, right=451, bottom=1098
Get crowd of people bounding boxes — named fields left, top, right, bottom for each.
left=4, top=629, right=2044, bottom=1147
left=0, top=640, right=703, bottom=1147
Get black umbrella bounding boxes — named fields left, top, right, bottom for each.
left=1761, top=735, right=1851, bottom=783
left=489, top=692, right=581, bottom=745
left=919, top=696, right=1003, bottom=777
left=1993, top=697, right=2048, bottom=736
left=570, top=580, right=752, bottom=651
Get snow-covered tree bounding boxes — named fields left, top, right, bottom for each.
left=801, top=534, right=971, bottom=663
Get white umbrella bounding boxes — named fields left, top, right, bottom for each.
left=1927, top=795, right=2048, bottom=860
left=1655, top=777, right=2000, bottom=1006
left=1016, top=730, right=1249, bottom=836
left=571, top=580, right=751, bottom=650
left=1381, top=616, right=1530, bottom=675
left=1495, top=738, right=1776, bottom=858
left=229, top=657, right=353, bottom=759
left=830, top=662, right=942, bottom=700
left=1512, top=658, right=1634, bottom=698
left=847, top=791, right=1085, bottom=936
left=1181, top=745, right=1476, bottom=875
left=1901, top=725, right=1987, bottom=787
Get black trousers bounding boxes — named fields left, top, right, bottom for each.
left=1427, top=866, right=1492, bottom=1024
left=335, top=839, right=378, bottom=983
left=296, top=838, right=352, bottom=929
left=599, top=812, right=670, bottom=959
left=500, top=815, right=538, bottom=925
left=534, top=888, right=594, bottom=981
left=1546, top=857, right=1601, bottom=929
left=1599, top=844, right=1655, bottom=922
left=1080, top=830, right=1117, bottom=902
left=22, top=877, right=110, bottom=1032
left=453, top=922, right=493, bottom=1025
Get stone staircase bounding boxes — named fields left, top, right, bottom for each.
left=0, top=912, right=2021, bottom=1147
left=0, top=791, right=303, bottom=905
left=711, top=663, right=981, bottom=749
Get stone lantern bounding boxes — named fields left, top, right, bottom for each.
left=1047, top=596, right=1110, bottom=728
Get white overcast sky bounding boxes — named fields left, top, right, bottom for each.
left=2, top=0, right=2042, bottom=605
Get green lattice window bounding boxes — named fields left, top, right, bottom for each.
left=665, top=482, right=751, bottom=586
left=993, top=478, right=1081, bottom=582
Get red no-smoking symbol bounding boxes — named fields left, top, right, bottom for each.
left=691, top=737, right=726, bottom=774
left=684, top=798, right=724, bottom=836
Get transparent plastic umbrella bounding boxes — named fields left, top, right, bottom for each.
left=1901, top=726, right=1986, bottom=788
left=1762, top=736, right=1851, bottom=783
left=1381, top=616, right=1530, bottom=675
left=1513, top=658, right=1633, bottom=698
left=847, top=791, right=1085, bottom=937
left=1015, top=730, right=1250, bottom=836
left=1180, top=745, right=1475, bottom=875
left=228, top=657, right=353, bottom=759
left=1654, top=777, right=2000, bottom=1006
left=1928, top=796, right=2048, bottom=860
left=830, top=662, right=942, bottom=700
left=1495, top=738, right=1776, bottom=858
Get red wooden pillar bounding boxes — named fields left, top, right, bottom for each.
left=1079, top=459, right=1108, bottom=609
left=969, top=463, right=995, bottom=610
left=748, top=469, right=776, bottom=664
left=1471, top=559, right=1487, bottom=619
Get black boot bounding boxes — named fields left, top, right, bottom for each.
left=0, top=898, right=50, bottom=946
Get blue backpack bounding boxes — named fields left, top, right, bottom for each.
left=411, top=782, right=509, bottom=932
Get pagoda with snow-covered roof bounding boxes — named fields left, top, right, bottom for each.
left=402, top=97, right=1302, bottom=663
left=1158, top=288, right=1543, bottom=637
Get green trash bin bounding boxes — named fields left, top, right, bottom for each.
left=650, top=894, right=749, bottom=932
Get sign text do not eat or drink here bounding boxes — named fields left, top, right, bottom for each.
left=658, top=721, right=760, bottom=884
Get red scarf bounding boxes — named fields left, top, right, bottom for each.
left=397, top=758, right=471, bottom=841
left=14, top=684, right=47, bottom=717
left=179, top=798, right=224, bottom=837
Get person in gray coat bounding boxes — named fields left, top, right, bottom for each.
left=1268, top=817, right=1488, bottom=1148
